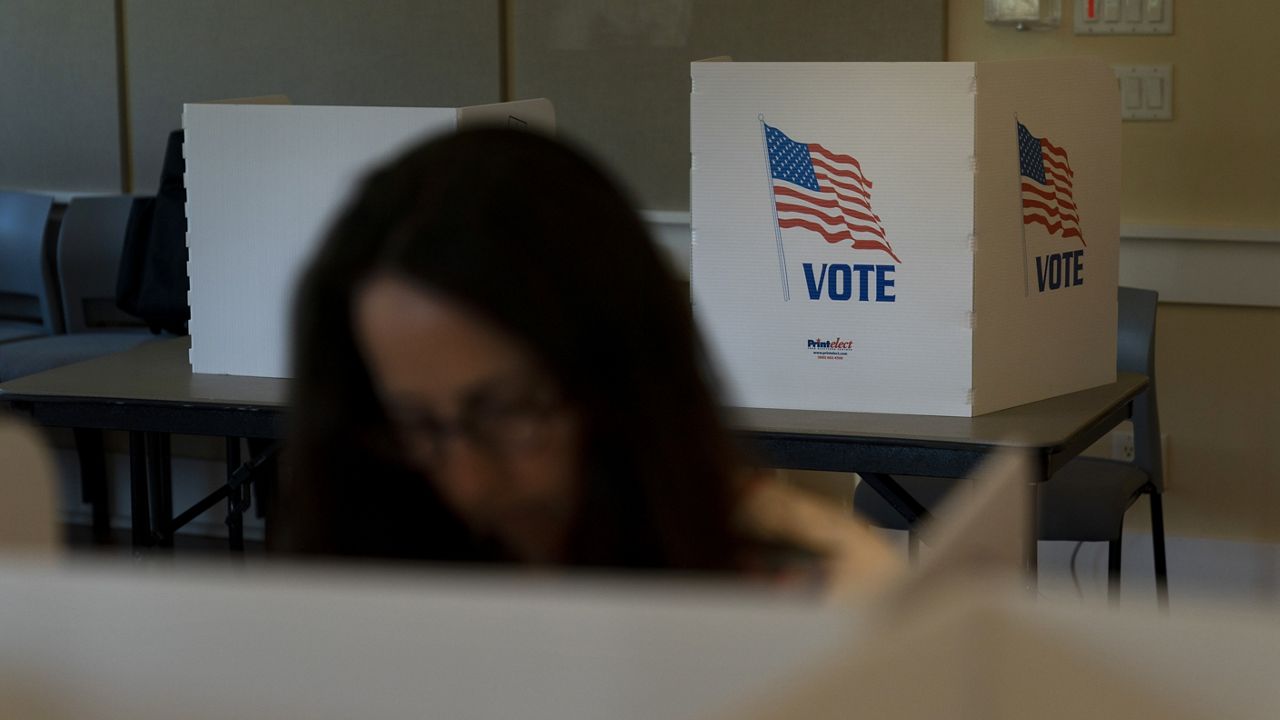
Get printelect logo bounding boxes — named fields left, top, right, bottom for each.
left=807, top=338, right=852, bottom=350
left=807, top=337, right=853, bottom=360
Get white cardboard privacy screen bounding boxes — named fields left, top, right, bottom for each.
left=691, top=59, right=1118, bottom=416
left=184, top=99, right=555, bottom=378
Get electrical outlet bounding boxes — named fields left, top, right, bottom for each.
left=1101, top=428, right=1170, bottom=489
left=1112, top=429, right=1136, bottom=462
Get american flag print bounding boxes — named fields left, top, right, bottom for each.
left=763, top=122, right=900, bottom=263
left=1018, top=121, right=1084, bottom=245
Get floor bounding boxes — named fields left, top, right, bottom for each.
left=63, top=522, right=266, bottom=556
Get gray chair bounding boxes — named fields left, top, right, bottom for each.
left=0, top=191, right=59, bottom=343
left=0, top=196, right=160, bottom=383
left=0, top=196, right=163, bottom=543
left=853, top=287, right=1168, bottom=608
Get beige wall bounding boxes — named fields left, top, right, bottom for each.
left=946, top=0, right=1280, bottom=542
left=1152, top=304, right=1280, bottom=542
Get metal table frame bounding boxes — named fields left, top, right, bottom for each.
left=0, top=338, right=286, bottom=550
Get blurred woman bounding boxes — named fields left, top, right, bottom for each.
left=276, top=128, right=898, bottom=595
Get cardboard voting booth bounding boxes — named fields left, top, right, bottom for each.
left=184, top=99, right=555, bottom=378
left=691, top=58, right=1119, bottom=416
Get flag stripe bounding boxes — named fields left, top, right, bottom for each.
left=779, top=214, right=888, bottom=244
left=1040, top=137, right=1070, bottom=161
left=810, top=159, right=872, bottom=194
left=774, top=191, right=888, bottom=238
left=780, top=178, right=883, bottom=222
left=1044, top=166, right=1075, bottom=185
left=773, top=193, right=889, bottom=240
left=1043, top=154, right=1073, bottom=178
left=1021, top=198, right=1080, bottom=224
left=1024, top=214, right=1083, bottom=239
left=815, top=171, right=871, bottom=201
left=777, top=218, right=903, bottom=263
left=775, top=201, right=888, bottom=240
left=773, top=185, right=885, bottom=227
left=1021, top=182, right=1079, bottom=212
left=810, top=153, right=873, bottom=186
left=809, top=143, right=871, bottom=180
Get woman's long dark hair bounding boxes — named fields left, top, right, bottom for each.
left=275, top=127, right=746, bottom=571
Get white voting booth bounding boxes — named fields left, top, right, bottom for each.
left=183, top=99, right=555, bottom=378
left=691, top=58, right=1120, bottom=416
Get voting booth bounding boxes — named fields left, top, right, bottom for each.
left=691, top=58, right=1119, bottom=416
left=183, top=99, right=555, bottom=378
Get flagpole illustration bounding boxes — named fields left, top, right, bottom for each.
left=759, top=114, right=790, bottom=302
left=1016, top=113, right=1030, bottom=298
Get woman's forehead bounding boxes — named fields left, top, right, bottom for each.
left=353, top=274, right=547, bottom=407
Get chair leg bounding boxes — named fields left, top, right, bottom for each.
left=1150, top=492, right=1169, bottom=611
left=907, top=531, right=920, bottom=565
left=1108, top=538, right=1122, bottom=607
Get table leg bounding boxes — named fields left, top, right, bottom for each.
left=226, top=437, right=244, bottom=552
left=73, top=428, right=111, bottom=544
left=128, top=432, right=152, bottom=548
left=146, top=432, right=173, bottom=547
left=1027, top=463, right=1044, bottom=594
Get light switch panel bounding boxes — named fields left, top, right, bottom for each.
left=1077, top=0, right=1172, bottom=33
left=1113, top=65, right=1173, bottom=120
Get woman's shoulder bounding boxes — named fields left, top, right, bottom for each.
left=735, top=478, right=904, bottom=603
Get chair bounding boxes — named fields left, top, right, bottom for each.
left=853, top=287, right=1168, bottom=608
left=0, top=196, right=160, bottom=382
left=0, top=196, right=163, bottom=543
left=0, top=190, right=59, bottom=343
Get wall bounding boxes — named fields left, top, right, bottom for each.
left=123, top=0, right=501, bottom=192
left=0, top=0, right=122, bottom=192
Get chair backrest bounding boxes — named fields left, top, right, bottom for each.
left=0, top=190, right=58, bottom=332
left=1117, top=286, right=1162, bottom=490
left=57, top=195, right=148, bottom=332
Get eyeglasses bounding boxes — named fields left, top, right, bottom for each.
left=386, top=385, right=567, bottom=465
